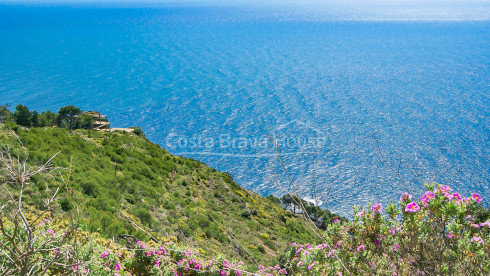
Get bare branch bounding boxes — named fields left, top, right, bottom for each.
left=372, top=134, right=411, bottom=194
left=269, top=136, right=351, bottom=275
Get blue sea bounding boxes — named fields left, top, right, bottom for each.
left=0, top=2, right=489, bottom=215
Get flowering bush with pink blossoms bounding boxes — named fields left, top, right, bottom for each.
left=1, top=218, right=250, bottom=276
left=270, top=183, right=489, bottom=275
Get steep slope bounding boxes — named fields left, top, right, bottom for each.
left=0, top=124, right=337, bottom=265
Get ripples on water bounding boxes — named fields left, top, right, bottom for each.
left=0, top=5, right=488, bottom=216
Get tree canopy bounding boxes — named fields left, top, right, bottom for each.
left=13, top=104, right=31, bottom=127
left=57, top=105, right=82, bottom=129
left=0, top=104, right=10, bottom=123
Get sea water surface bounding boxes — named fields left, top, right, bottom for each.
left=0, top=4, right=488, bottom=215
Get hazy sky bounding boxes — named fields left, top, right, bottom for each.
left=1, top=0, right=488, bottom=8
left=1, top=0, right=489, bottom=21
left=2, top=0, right=488, bottom=5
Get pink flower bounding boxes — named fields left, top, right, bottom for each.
left=390, top=228, right=396, bottom=235
left=355, top=210, right=365, bottom=217
left=472, top=193, right=482, bottom=203
left=400, top=193, right=412, bottom=202
left=72, top=265, right=78, bottom=270
left=420, top=191, right=435, bottom=203
left=447, top=231, right=454, bottom=239
left=439, top=185, right=452, bottom=194
left=393, top=244, right=400, bottom=251
left=100, top=251, right=109, bottom=259
left=452, top=193, right=462, bottom=202
left=356, top=245, right=365, bottom=251
left=480, top=221, right=490, bottom=228
left=136, top=241, right=146, bottom=248
left=470, top=223, right=480, bottom=228
left=470, top=237, right=484, bottom=244
left=115, top=263, right=121, bottom=271
left=154, top=260, right=160, bottom=267
left=47, top=229, right=55, bottom=237
left=307, top=261, right=315, bottom=270
left=405, top=202, right=420, bottom=213
left=333, top=218, right=339, bottom=223
left=159, top=247, right=166, bottom=255
left=371, top=204, right=383, bottom=213
left=375, top=239, right=380, bottom=246
left=444, top=193, right=453, bottom=201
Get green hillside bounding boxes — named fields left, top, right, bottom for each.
left=0, top=123, right=339, bottom=266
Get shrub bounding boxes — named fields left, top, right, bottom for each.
left=241, top=210, right=251, bottom=219
left=135, top=208, right=153, bottom=227
left=267, top=184, right=489, bottom=275
left=132, top=127, right=143, bottom=136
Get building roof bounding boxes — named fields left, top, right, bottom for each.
left=108, top=128, right=134, bottom=133
left=83, top=111, right=107, bottom=119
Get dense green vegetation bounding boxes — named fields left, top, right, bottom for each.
left=0, top=104, right=95, bottom=129
left=0, top=117, right=340, bottom=266
left=280, top=194, right=346, bottom=230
